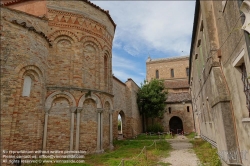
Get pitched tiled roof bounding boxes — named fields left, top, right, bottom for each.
left=146, top=55, right=189, bottom=63
left=164, top=79, right=189, bottom=89
left=166, top=92, right=191, bottom=103
left=1, top=0, right=116, bottom=28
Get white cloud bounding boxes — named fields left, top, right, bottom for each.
left=93, top=1, right=195, bottom=57
left=112, top=53, right=145, bottom=85
left=92, top=1, right=195, bottom=84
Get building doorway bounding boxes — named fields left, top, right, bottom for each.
left=169, top=116, right=183, bottom=134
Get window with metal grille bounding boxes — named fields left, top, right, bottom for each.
left=241, top=63, right=250, bottom=117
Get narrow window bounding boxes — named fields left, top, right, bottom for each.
left=187, top=106, right=190, bottom=112
left=156, top=70, right=159, bottom=79
left=22, top=76, right=32, bottom=97
left=186, top=68, right=189, bottom=77
left=200, top=20, right=203, bottom=31
left=169, top=107, right=171, bottom=114
left=241, top=63, right=250, bottom=117
left=104, top=55, right=108, bottom=87
left=195, top=54, right=198, bottom=60
left=171, top=69, right=174, bottom=78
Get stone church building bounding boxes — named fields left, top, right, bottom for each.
left=0, top=0, right=142, bottom=160
left=146, top=56, right=195, bottom=134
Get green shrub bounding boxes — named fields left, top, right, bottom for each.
left=147, top=123, right=164, bottom=133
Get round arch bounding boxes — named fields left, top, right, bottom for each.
left=48, top=30, right=79, bottom=42
left=16, top=64, right=44, bottom=81
left=169, top=116, right=183, bottom=134
left=103, top=97, right=113, bottom=110
left=45, top=91, right=76, bottom=111
left=80, top=36, right=102, bottom=50
left=78, top=93, right=102, bottom=109
left=118, top=110, right=125, bottom=136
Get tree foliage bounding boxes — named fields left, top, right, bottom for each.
left=137, top=79, right=167, bottom=119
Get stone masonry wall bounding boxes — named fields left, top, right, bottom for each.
left=1, top=0, right=116, bottom=161
left=0, top=6, right=49, bottom=155
left=112, top=77, right=142, bottom=139
left=146, top=56, right=189, bottom=81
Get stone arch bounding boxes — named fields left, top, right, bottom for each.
left=118, top=110, right=125, bottom=136
left=103, top=46, right=112, bottom=58
left=54, top=35, right=74, bottom=44
left=80, top=36, right=102, bottom=50
left=46, top=95, right=72, bottom=151
left=16, top=64, right=44, bottom=82
left=104, top=97, right=113, bottom=110
left=78, top=93, right=102, bottom=108
left=169, top=116, right=184, bottom=134
left=54, top=36, right=73, bottom=53
left=48, top=30, right=79, bottom=42
left=45, top=91, right=76, bottom=111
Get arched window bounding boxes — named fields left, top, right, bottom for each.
left=156, top=70, right=159, bottom=79
left=104, top=55, right=108, bottom=87
left=22, top=76, right=32, bottom=97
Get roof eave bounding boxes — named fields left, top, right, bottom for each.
left=189, top=0, right=200, bottom=84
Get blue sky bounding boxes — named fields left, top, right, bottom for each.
left=92, top=1, right=196, bottom=86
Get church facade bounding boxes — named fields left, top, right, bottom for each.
left=146, top=56, right=195, bottom=134
left=0, top=0, right=142, bottom=161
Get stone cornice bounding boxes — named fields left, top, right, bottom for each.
left=46, top=86, right=114, bottom=97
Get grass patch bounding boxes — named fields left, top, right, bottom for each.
left=136, top=133, right=174, bottom=140
left=84, top=139, right=171, bottom=166
left=25, top=137, right=171, bottom=166
left=190, top=138, right=221, bottom=166
left=186, top=132, right=196, bottom=139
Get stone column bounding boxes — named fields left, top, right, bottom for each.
left=97, top=108, right=103, bottom=153
left=109, top=110, right=114, bottom=150
left=42, top=108, right=50, bottom=151
left=70, top=107, right=76, bottom=151
left=75, top=107, right=83, bottom=150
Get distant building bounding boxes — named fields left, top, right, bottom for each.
left=189, top=0, right=250, bottom=165
left=146, top=56, right=195, bottom=134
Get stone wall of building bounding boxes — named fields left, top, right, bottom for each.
left=112, top=77, right=142, bottom=139
left=146, top=56, right=189, bottom=81
left=0, top=7, right=49, bottom=155
left=189, top=1, right=250, bottom=165
left=146, top=56, right=194, bottom=134
left=1, top=0, right=116, bottom=161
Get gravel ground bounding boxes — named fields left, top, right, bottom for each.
left=159, top=135, right=200, bottom=166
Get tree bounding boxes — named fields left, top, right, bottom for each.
left=137, top=79, right=167, bottom=132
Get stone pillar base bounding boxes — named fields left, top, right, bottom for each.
left=96, top=149, right=104, bottom=154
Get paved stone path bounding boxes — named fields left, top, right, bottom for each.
left=159, top=135, right=200, bottom=166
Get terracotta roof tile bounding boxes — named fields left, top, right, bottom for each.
left=164, top=79, right=189, bottom=89
left=166, top=92, right=191, bottom=103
